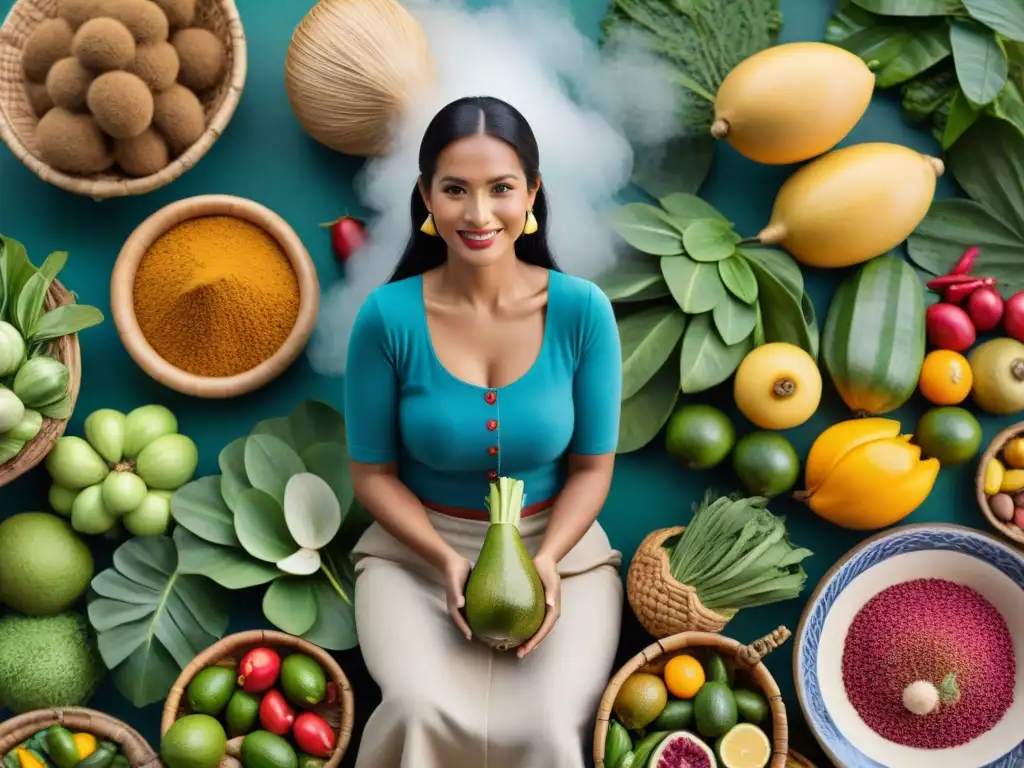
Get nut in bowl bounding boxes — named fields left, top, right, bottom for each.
left=0, top=0, right=247, bottom=199
left=978, top=422, right=1024, bottom=548
left=160, top=630, right=355, bottom=768
left=110, top=194, right=319, bottom=399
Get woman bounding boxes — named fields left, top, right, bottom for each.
left=344, top=95, right=623, bottom=768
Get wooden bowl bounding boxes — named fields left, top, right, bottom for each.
left=975, top=422, right=1024, bottom=549
left=161, top=630, right=355, bottom=768
left=0, top=707, right=159, bottom=768
left=593, top=626, right=791, bottom=768
left=110, top=194, right=320, bottom=398
left=0, top=278, right=81, bottom=488
left=0, top=0, right=246, bottom=200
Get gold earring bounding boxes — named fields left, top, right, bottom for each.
left=523, top=210, right=538, bottom=235
left=420, top=214, right=438, bottom=237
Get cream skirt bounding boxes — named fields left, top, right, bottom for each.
left=350, top=508, right=623, bottom=768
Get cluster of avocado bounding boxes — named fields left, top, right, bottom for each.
left=20, top=0, right=225, bottom=178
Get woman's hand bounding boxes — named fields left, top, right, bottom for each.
left=517, top=552, right=561, bottom=659
left=443, top=551, right=474, bottom=641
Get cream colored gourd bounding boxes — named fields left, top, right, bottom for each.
left=711, top=42, right=875, bottom=165
left=757, top=143, right=944, bottom=269
left=284, top=0, right=437, bottom=156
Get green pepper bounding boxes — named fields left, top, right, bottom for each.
left=42, top=726, right=79, bottom=768
left=72, top=742, right=116, bottom=768
left=604, top=721, right=632, bottom=768
left=630, top=731, right=670, bottom=767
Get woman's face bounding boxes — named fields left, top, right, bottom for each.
left=421, top=133, right=539, bottom=267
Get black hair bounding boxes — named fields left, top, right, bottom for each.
left=388, top=95, right=560, bottom=282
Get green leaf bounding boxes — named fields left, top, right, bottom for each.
left=87, top=531, right=228, bottom=708
left=0, top=236, right=34, bottom=323
left=618, top=306, right=688, bottom=399
left=175, top=527, right=280, bottom=589
left=14, top=272, right=48, bottom=338
left=263, top=577, right=318, bottom=636
left=245, top=434, right=305, bottom=504
left=947, top=116, right=1024, bottom=233
left=39, top=251, right=67, bottom=284
left=718, top=256, right=758, bottom=304
left=987, top=79, right=1024, bottom=136
left=682, top=219, right=739, bottom=262
left=679, top=312, right=752, bottom=393
left=852, top=0, right=963, bottom=15
left=616, top=351, right=679, bottom=454
left=801, top=292, right=821, bottom=360
left=753, top=303, right=767, bottom=347
left=901, top=62, right=960, bottom=123
left=301, top=578, right=357, bottom=651
left=739, top=247, right=804, bottom=298
left=605, top=204, right=684, bottom=256
left=30, top=304, right=104, bottom=341
left=962, top=0, right=1024, bottom=42
left=950, top=19, right=1008, bottom=105
left=301, top=442, right=354, bottom=522
left=712, top=292, right=758, bottom=345
left=875, top=24, right=952, bottom=87
left=234, top=488, right=296, bottom=563
left=170, top=476, right=239, bottom=547
left=942, top=89, right=981, bottom=147
left=659, top=193, right=728, bottom=233
left=251, top=417, right=298, bottom=451
left=218, top=437, right=252, bottom=515
left=827, top=0, right=915, bottom=70
left=661, top=256, right=725, bottom=313
left=594, top=260, right=670, bottom=303
left=741, top=248, right=818, bottom=357
left=289, top=400, right=348, bottom=449
left=283, top=472, right=342, bottom=550
left=632, top=135, right=716, bottom=200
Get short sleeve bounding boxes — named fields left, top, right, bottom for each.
left=344, top=294, right=399, bottom=463
left=570, top=283, right=622, bottom=454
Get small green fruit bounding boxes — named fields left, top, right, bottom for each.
left=161, top=715, right=227, bottom=768
left=664, top=404, right=736, bottom=469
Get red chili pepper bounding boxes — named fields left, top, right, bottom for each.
left=259, top=689, right=295, bottom=736
left=949, top=246, right=980, bottom=276
left=320, top=215, right=367, bottom=263
left=944, top=277, right=995, bottom=304
left=926, top=273, right=981, bottom=291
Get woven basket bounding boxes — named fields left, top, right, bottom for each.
left=0, top=707, right=159, bottom=768
left=161, top=630, right=355, bottom=768
left=626, top=526, right=737, bottom=638
left=785, top=749, right=817, bottom=768
left=0, top=0, right=247, bottom=200
left=594, top=626, right=792, bottom=768
left=0, top=278, right=81, bottom=488
left=976, top=422, right=1024, bottom=549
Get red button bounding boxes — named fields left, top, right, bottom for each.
left=486, top=419, right=498, bottom=431
left=487, top=470, right=498, bottom=481
left=488, top=446, right=498, bottom=456
left=484, top=391, right=497, bottom=405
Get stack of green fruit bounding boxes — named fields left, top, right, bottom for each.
left=44, top=405, right=198, bottom=538
left=2, top=723, right=127, bottom=768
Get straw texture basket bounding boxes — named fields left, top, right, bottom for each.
left=976, top=422, right=1024, bottom=548
left=626, top=526, right=737, bottom=638
left=0, top=278, right=81, bottom=488
left=161, top=630, right=355, bottom=768
left=0, top=0, right=247, bottom=200
left=0, top=707, right=160, bottom=768
left=593, top=626, right=792, bottom=768
left=785, top=750, right=817, bottom=768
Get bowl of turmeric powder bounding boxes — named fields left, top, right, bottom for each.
left=110, top=194, right=320, bottom=398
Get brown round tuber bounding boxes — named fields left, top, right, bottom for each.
left=114, top=128, right=170, bottom=176
left=87, top=70, right=154, bottom=139
left=46, top=56, right=94, bottom=111
left=25, top=82, right=54, bottom=118
left=21, top=18, right=74, bottom=83
left=36, top=107, right=114, bottom=175
left=93, top=0, right=169, bottom=43
left=151, top=0, right=196, bottom=29
left=56, top=0, right=100, bottom=30
left=130, top=41, right=179, bottom=91
left=152, top=83, right=204, bottom=155
left=72, top=17, right=136, bottom=72
left=989, top=492, right=1015, bottom=522
left=171, top=27, right=224, bottom=92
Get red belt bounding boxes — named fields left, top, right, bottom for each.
left=421, top=496, right=556, bottom=521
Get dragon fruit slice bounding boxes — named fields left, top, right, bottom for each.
left=650, top=731, right=718, bottom=768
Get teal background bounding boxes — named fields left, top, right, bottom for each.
left=0, top=0, right=1008, bottom=765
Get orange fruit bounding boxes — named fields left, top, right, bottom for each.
left=918, top=350, right=972, bottom=405
left=663, top=654, right=706, bottom=699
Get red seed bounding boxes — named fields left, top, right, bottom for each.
left=292, top=712, right=336, bottom=758
left=259, top=689, right=295, bottom=736
left=965, top=285, right=1004, bottom=331
left=943, top=277, right=995, bottom=305
left=1003, top=291, right=1024, bottom=343
left=925, top=273, right=980, bottom=291
left=926, top=303, right=976, bottom=352
left=237, top=647, right=280, bottom=693
left=949, top=246, right=980, bottom=276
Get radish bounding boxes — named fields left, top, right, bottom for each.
left=1003, top=291, right=1024, bottom=343
left=926, top=303, right=976, bottom=352
left=965, top=286, right=1004, bottom=331
left=320, top=215, right=367, bottom=262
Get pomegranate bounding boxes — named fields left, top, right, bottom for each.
left=259, top=689, right=295, bottom=736
left=238, top=647, right=281, bottom=693
left=1003, top=291, right=1024, bottom=343
left=926, top=303, right=976, bottom=352
left=965, top=286, right=1004, bottom=331
left=292, top=712, right=336, bottom=758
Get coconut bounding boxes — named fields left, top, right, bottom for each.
left=171, top=27, right=223, bottom=92
left=46, top=56, right=94, bottom=111
left=151, top=0, right=196, bottom=29
left=22, top=18, right=74, bottom=83
left=36, top=108, right=114, bottom=175
left=93, top=0, right=169, bottom=43
left=114, top=128, right=169, bottom=176
left=72, top=17, right=136, bottom=72
left=87, top=70, right=154, bottom=139
left=25, top=82, right=54, bottom=118
left=130, top=42, right=179, bottom=91
left=152, top=83, right=204, bottom=155
left=648, top=732, right=717, bottom=768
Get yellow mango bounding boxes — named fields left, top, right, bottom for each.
left=803, top=417, right=901, bottom=494
left=985, top=458, right=1005, bottom=495
left=72, top=733, right=96, bottom=760
left=712, top=42, right=875, bottom=165
left=999, top=468, right=1024, bottom=493
left=757, top=143, right=944, bottom=268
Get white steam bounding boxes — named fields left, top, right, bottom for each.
left=308, top=0, right=686, bottom=376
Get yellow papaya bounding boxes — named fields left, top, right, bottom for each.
left=712, top=42, right=875, bottom=165
left=758, top=143, right=944, bottom=269
left=796, top=418, right=939, bottom=530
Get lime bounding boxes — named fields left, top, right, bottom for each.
left=160, top=714, right=227, bottom=768
left=186, top=666, right=236, bottom=716
left=651, top=699, right=694, bottom=730
left=612, top=672, right=668, bottom=730
left=694, top=681, right=738, bottom=739
left=0, top=512, right=93, bottom=615
left=241, top=731, right=298, bottom=768
left=225, top=690, right=261, bottom=737
left=705, top=653, right=733, bottom=686
left=734, top=688, right=769, bottom=725
left=732, top=431, right=800, bottom=497
left=280, top=653, right=327, bottom=708
left=914, top=406, right=982, bottom=466
left=716, top=723, right=771, bottom=768
left=665, top=405, right=736, bottom=469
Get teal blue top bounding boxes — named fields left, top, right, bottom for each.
left=343, top=269, right=622, bottom=511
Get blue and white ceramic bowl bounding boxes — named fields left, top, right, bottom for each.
left=794, top=523, right=1024, bottom=768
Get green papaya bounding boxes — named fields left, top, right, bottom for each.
left=822, top=254, right=925, bottom=416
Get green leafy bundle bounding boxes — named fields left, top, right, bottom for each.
left=907, top=115, right=1024, bottom=290
left=599, top=0, right=783, bottom=196
left=826, top=0, right=1024, bottom=149
left=666, top=491, right=813, bottom=612
left=597, top=193, right=818, bottom=453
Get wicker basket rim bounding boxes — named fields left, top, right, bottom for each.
left=975, top=422, right=1024, bottom=547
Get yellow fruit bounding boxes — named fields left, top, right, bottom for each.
left=918, top=350, right=972, bottom=405
left=712, top=42, right=874, bottom=165
left=1003, top=438, right=1024, bottom=468
left=999, top=468, right=1024, bottom=493
left=73, top=733, right=96, bottom=760
left=984, top=458, right=1005, bottom=495
left=663, top=654, right=705, bottom=699
left=968, top=338, right=1024, bottom=414
left=733, top=343, right=822, bottom=430
left=796, top=418, right=939, bottom=530
left=757, top=143, right=944, bottom=268
left=613, top=672, right=668, bottom=730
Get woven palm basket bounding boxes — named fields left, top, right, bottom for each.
left=0, top=707, right=160, bottom=768
left=627, top=526, right=738, bottom=638
left=0, top=279, right=81, bottom=488
left=161, top=630, right=356, bottom=768
left=786, top=749, right=818, bottom=767
left=594, top=627, right=791, bottom=768
left=0, top=0, right=246, bottom=200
